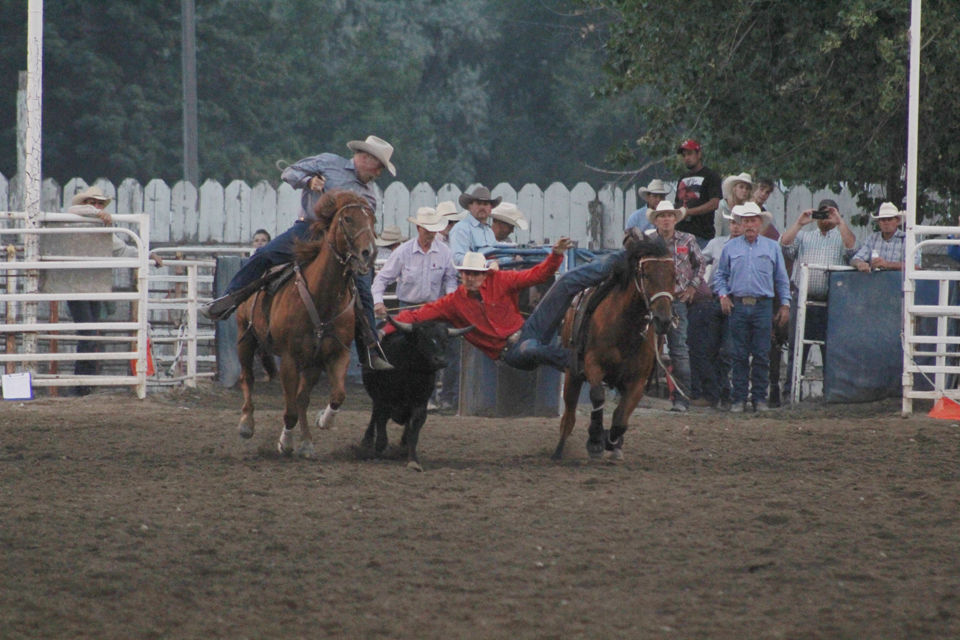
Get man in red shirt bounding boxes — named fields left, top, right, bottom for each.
left=387, top=237, right=574, bottom=370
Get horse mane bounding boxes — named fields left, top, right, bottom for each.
left=292, top=190, right=365, bottom=264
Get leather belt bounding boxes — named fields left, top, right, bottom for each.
left=731, top=295, right=771, bottom=306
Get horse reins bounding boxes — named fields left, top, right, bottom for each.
left=326, top=202, right=376, bottom=273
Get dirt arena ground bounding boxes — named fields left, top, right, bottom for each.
left=2, top=381, right=958, bottom=639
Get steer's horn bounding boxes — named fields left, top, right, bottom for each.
left=447, top=324, right=474, bottom=337
left=387, top=315, right=414, bottom=333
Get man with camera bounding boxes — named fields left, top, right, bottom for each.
left=778, top=198, right=858, bottom=403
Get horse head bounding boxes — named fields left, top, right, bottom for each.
left=628, top=236, right=676, bottom=335
left=319, top=190, right=378, bottom=275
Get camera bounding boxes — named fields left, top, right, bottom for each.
left=811, top=206, right=830, bottom=220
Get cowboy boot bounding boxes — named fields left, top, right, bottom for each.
left=355, top=304, right=394, bottom=371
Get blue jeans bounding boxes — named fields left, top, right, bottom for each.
left=667, top=301, right=691, bottom=406
left=503, top=251, right=624, bottom=371
left=690, top=297, right=733, bottom=403
left=66, top=300, right=101, bottom=376
left=728, top=299, right=773, bottom=404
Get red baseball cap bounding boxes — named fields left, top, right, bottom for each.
left=677, top=139, right=702, bottom=153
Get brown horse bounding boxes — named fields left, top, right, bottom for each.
left=235, top=190, right=377, bottom=458
left=552, top=237, right=676, bottom=461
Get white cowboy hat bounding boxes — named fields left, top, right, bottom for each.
left=346, top=135, right=396, bottom=176
left=455, top=252, right=490, bottom=272
left=436, top=200, right=466, bottom=221
left=731, top=201, right=773, bottom=226
left=490, top=202, right=529, bottom=231
left=645, top=199, right=686, bottom=224
left=458, top=185, right=502, bottom=209
left=721, top=172, right=753, bottom=202
left=71, top=185, right=112, bottom=206
left=407, top=207, right=448, bottom=233
left=872, top=202, right=903, bottom=219
left=638, top=178, right=670, bottom=197
left=375, top=225, right=407, bottom=246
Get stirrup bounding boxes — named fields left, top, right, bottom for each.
left=200, top=295, right=238, bottom=321
left=365, top=344, right=394, bottom=371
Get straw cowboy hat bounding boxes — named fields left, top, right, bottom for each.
left=638, top=178, right=670, bottom=198
left=407, top=207, right=448, bottom=233
left=645, top=200, right=686, bottom=224
left=436, top=200, right=466, bottom=222
left=455, top=252, right=490, bottom=272
left=490, top=202, right=529, bottom=231
left=721, top=172, right=753, bottom=202
left=375, top=225, right=407, bottom=246
left=346, top=135, right=396, bottom=176
left=872, top=202, right=903, bottom=219
left=71, top=185, right=112, bottom=206
left=458, top=185, right=502, bottom=209
left=730, top=201, right=773, bottom=226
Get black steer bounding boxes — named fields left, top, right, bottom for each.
left=361, top=318, right=472, bottom=471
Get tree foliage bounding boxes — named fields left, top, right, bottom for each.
left=0, top=0, right=639, bottom=188
left=580, top=0, right=959, bottom=219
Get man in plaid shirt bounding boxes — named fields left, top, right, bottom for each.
left=779, top=198, right=858, bottom=401
left=642, top=200, right=706, bottom=411
left=852, top=202, right=906, bottom=272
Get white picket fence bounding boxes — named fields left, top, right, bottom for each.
left=0, top=172, right=881, bottom=249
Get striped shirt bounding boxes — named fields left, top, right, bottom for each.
left=852, top=229, right=907, bottom=266
left=646, top=228, right=705, bottom=293
left=781, top=227, right=857, bottom=299
left=372, top=237, right=458, bottom=305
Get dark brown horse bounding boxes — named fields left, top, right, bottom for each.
left=235, top=190, right=377, bottom=458
left=552, top=237, right=676, bottom=461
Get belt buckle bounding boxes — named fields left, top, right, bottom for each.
left=742, top=296, right=758, bottom=305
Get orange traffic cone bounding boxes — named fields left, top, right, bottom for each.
left=928, top=396, right=960, bottom=420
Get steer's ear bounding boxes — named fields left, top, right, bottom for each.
left=387, top=315, right=414, bottom=333
left=447, top=324, right=474, bottom=337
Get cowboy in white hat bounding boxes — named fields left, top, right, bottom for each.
left=713, top=201, right=791, bottom=413
left=436, top=200, right=466, bottom=244
left=383, top=237, right=576, bottom=372
left=449, top=185, right=501, bottom=265
left=642, top=200, right=703, bottom=412
left=851, top=202, right=905, bottom=272
left=202, top=134, right=397, bottom=370
left=374, top=225, right=407, bottom=262
left=625, top=178, right=671, bottom=232
left=490, top=202, right=529, bottom=243
left=372, top=207, right=457, bottom=320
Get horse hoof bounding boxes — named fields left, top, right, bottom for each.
left=406, top=460, right=423, bottom=472
left=586, top=444, right=604, bottom=459
left=277, top=429, right=295, bottom=455
left=238, top=418, right=254, bottom=439
left=296, top=442, right=317, bottom=459
left=605, top=448, right=624, bottom=462
left=316, top=405, right=338, bottom=430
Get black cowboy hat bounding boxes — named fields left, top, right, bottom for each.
left=458, top=185, right=502, bottom=209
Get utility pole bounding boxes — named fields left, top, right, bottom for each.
left=21, top=0, right=44, bottom=368
left=181, top=0, right=199, bottom=186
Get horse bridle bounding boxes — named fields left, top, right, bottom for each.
left=327, top=202, right=376, bottom=273
left=634, top=257, right=675, bottom=308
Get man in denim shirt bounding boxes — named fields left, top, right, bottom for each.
left=713, top=202, right=791, bottom=412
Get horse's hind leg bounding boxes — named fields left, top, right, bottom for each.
left=585, top=383, right=606, bottom=459
left=237, top=326, right=259, bottom=439
left=552, top=372, right=584, bottom=461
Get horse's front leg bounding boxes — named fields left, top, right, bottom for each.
left=552, top=370, right=584, bottom=461
left=237, top=329, right=259, bottom=439
left=585, top=383, right=606, bottom=459
left=277, top=357, right=300, bottom=455
left=293, top=366, right=323, bottom=459
left=315, top=347, right=351, bottom=430
left=606, top=373, right=650, bottom=462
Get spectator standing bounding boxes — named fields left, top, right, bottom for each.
left=436, top=200, right=465, bottom=245
left=374, top=225, right=406, bottom=263
left=490, top=202, right=529, bottom=244
left=251, top=229, right=271, bottom=250
left=448, top=186, right=500, bottom=265
left=716, top=172, right=753, bottom=237
left=625, top=179, right=670, bottom=233
left=674, top=139, right=723, bottom=248
left=851, top=202, right=906, bottom=272
left=643, top=201, right=705, bottom=412
left=712, top=202, right=791, bottom=412
left=779, top=199, right=858, bottom=404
